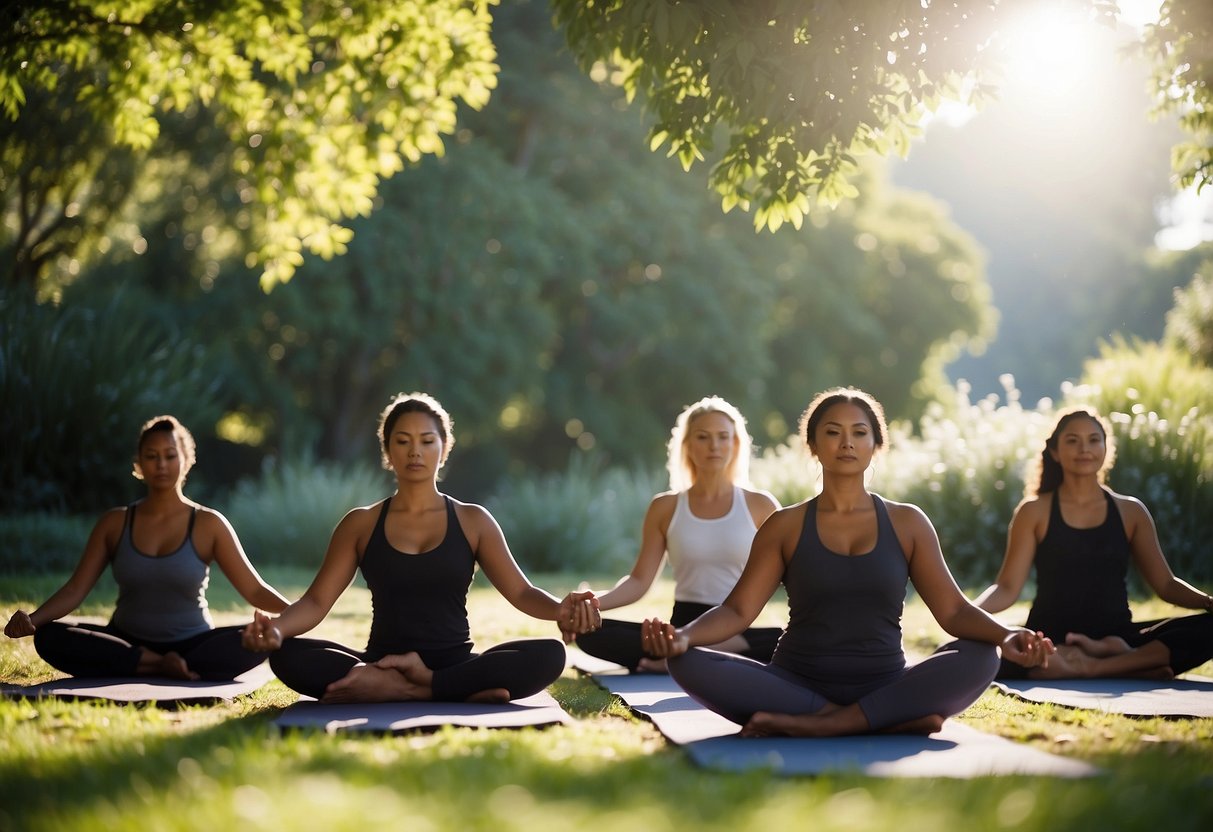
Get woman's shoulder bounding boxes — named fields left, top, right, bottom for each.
left=762, top=499, right=810, bottom=530
left=1104, top=487, right=1150, bottom=518
left=93, top=505, right=130, bottom=532
left=1011, top=493, right=1052, bottom=523
left=447, top=496, right=497, bottom=528
left=650, top=490, right=679, bottom=509
left=740, top=486, right=780, bottom=514
left=334, top=498, right=390, bottom=531
left=874, top=495, right=931, bottom=526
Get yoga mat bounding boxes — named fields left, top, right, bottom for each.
left=273, top=690, right=573, bottom=734
left=0, top=662, right=275, bottom=707
left=584, top=670, right=1098, bottom=778
left=992, top=676, right=1213, bottom=718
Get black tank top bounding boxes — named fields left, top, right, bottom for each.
left=1024, top=489, right=1134, bottom=642
left=772, top=494, right=908, bottom=686
left=360, top=496, right=475, bottom=661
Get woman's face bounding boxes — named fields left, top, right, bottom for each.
left=810, top=401, right=876, bottom=473
left=686, top=411, right=736, bottom=481
left=386, top=411, right=446, bottom=481
left=1051, top=416, right=1107, bottom=475
left=136, top=431, right=183, bottom=489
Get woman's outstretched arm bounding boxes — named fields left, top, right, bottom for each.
left=4, top=509, right=123, bottom=638
left=641, top=505, right=792, bottom=657
left=242, top=507, right=367, bottom=651
left=974, top=498, right=1045, bottom=613
left=1119, top=494, right=1213, bottom=611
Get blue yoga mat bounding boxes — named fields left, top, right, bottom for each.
left=992, top=676, right=1213, bottom=718
left=273, top=690, right=573, bottom=734
left=0, top=662, right=275, bottom=707
left=572, top=652, right=1097, bottom=778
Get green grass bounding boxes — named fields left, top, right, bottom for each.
left=2, top=571, right=1212, bottom=832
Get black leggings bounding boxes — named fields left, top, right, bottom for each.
left=669, top=639, right=1000, bottom=731
left=33, top=622, right=265, bottom=681
left=575, top=600, right=783, bottom=671
left=998, top=612, right=1213, bottom=679
left=269, top=637, right=566, bottom=701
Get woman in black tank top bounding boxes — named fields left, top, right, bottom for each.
left=976, top=408, right=1213, bottom=679
left=5, top=416, right=289, bottom=681
left=242, top=392, right=602, bottom=703
left=640, top=388, right=1053, bottom=737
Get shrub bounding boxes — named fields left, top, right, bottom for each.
left=486, top=454, right=660, bottom=576
left=0, top=512, right=96, bottom=574
left=0, top=286, right=221, bottom=513
left=220, top=455, right=392, bottom=568
left=1081, top=336, right=1213, bottom=423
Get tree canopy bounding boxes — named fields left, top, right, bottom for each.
left=551, top=0, right=1009, bottom=231
left=1143, top=0, right=1213, bottom=193
left=0, top=0, right=497, bottom=290
left=552, top=0, right=1209, bottom=230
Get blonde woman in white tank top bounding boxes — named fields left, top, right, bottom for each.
left=574, top=396, right=782, bottom=672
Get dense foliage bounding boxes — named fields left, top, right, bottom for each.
left=0, top=286, right=221, bottom=512
left=1143, top=0, right=1213, bottom=193
left=551, top=0, right=1010, bottom=231
left=0, top=0, right=498, bottom=290
left=38, top=0, right=990, bottom=498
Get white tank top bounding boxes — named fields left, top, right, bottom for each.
left=666, top=486, right=759, bottom=605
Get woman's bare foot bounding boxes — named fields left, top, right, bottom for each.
left=636, top=657, right=669, bottom=674
left=138, top=649, right=199, bottom=680
left=740, top=702, right=870, bottom=738
left=466, top=688, right=511, bottom=704
left=881, top=714, right=945, bottom=736
left=1028, top=644, right=1092, bottom=679
left=1029, top=643, right=1174, bottom=680
left=323, top=662, right=431, bottom=703
left=1065, top=633, right=1131, bottom=658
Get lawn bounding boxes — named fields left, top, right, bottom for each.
left=1, top=568, right=1211, bottom=832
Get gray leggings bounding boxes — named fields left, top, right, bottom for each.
left=668, top=639, right=999, bottom=731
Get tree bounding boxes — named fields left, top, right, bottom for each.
left=1143, top=0, right=1213, bottom=193
left=551, top=0, right=1029, bottom=231
left=0, top=0, right=497, bottom=291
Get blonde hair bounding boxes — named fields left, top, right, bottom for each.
left=666, top=396, right=753, bottom=492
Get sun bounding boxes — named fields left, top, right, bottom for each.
left=996, top=3, right=1102, bottom=101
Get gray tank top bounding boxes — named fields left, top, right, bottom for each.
left=109, top=503, right=213, bottom=642
left=772, top=494, right=907, bottom=686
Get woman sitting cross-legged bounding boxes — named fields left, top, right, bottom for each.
left=574, top=396, right=782, bottom=672
left=5, top=415, right=289, bottom=681
left=641, top=388, right=1054, bottom=737
left=243, top=392, right=600, bottom=703
left=975, top=407, right=1213, bottom=679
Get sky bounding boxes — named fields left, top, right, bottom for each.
left=927, top=0, right=1211, bottom=251
left=890, top=0, right=1210, bottom=399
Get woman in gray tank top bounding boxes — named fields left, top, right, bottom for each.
left=641, top=388, right=1055, bottom=737
left=4, top=416, right=289, bottom=681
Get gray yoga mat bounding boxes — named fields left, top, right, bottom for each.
left=992, top=676, right=1213, bottom=718
left=0, top=662, right=275, bottom=707
left=576, top=658, right=1097, bottom=778
left=273, top=690, right=573, bottom=734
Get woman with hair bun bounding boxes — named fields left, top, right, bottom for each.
left=976, top=407, right=1213, bottom=679
left=243, top=392, right=600, bottom=703
left=4, top=416, right=288, bottom=680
